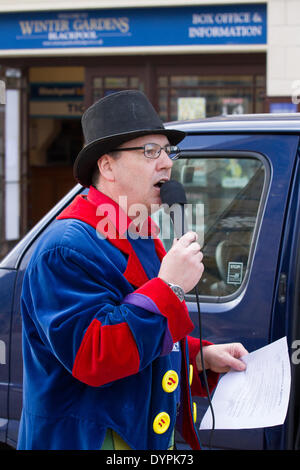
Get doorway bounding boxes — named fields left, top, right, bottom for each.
left=28, top=66, right=84, bottom=228
left=28, top=117, right=83, bottom=227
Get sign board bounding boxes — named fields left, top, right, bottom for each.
left=29, top=82, right=84, bottom=117
left=0, top=4, right=267, bottom=51
left=269, top=102, right=298, bottom=114
left=30, top=82, right=84, bottom=101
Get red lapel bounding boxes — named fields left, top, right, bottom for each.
left=57, top=188, right=166, bottom=288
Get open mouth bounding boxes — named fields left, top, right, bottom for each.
left=154, top=179, right=168, bottom=189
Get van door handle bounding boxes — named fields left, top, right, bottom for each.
left=278, top=273, right=287, bottom=304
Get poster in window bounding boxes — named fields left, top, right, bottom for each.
left=221, top=97, right=247, bottom=115
left=177, top=97, right=206, bottom=120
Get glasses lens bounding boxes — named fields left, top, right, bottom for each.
left=144, top=143, right=161, bottom=159
left=165, top=145, right=180, bottom=160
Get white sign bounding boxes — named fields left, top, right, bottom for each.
left=178, top=97, right=206, bottom=120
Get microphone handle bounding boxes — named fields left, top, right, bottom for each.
left=170, top=203, right=188, bottom=238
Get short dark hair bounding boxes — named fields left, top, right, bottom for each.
left=91, top=163, right=100, bottom=188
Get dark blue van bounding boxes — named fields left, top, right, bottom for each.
left=1, top=113, right=299, bottom=450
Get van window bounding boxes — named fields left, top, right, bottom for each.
left=153, top=155, right=266, bottom=298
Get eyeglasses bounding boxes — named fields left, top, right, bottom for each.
left=111, top=143, right=180, bottom=160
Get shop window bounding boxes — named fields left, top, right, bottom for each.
left=153, top=154, right=266, bottom=298
left=158, top=74, right=266, bottom=120
left=130, top=77, right=140, bottom=88
left=254, top=74, right=266, bottom=113
left=256, top=75, right=266, bottom=87
left=92, top=75, right=143, bottom=103
left=105, top=77, right=128, bottom=89
left=169, top=75, right=254, bottom=88
left=158, top=76, right=168, bottom=87
left=93, top=78, right=103, bottom=88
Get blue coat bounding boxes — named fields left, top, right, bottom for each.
left=17, top=186, right=218, bottom=450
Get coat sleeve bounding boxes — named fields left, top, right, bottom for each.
left=187, top=336, right=219, bottom=397
left=22, top=244, right=194, bottom=388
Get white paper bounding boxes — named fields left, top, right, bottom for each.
left=200, top=337, right=291, bottom=430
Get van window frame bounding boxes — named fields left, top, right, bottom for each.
left=169, top=149, right=271, bottom=303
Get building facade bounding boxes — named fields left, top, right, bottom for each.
left=0, top=0, right=298, bottom=257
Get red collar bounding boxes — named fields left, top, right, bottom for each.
left=56, top=186, right=165, bottom=287
left=86, top=186, right=132, bottom=237
left=86, top=186, right=160, bottom=238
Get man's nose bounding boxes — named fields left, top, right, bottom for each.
left=157, top=148, right=173, bottom=169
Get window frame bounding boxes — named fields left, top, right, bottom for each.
left=168, top=149, right=271, bottom=303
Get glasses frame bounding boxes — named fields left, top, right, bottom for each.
left=111, top=143, right=180, bottom=160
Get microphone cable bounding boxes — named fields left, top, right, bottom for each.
left=160, top=179, right=216, bottom=448
left=195, top=283, right=215, bottom=450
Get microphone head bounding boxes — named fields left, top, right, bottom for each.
left=160, top=180, right=188, bottom=237
left=160, top=179, right=187, bottom=206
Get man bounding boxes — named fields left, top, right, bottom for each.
left=18, top=90, right=247, bottom=450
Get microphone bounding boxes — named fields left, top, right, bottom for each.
left=160, top=180, right=188, bottom=238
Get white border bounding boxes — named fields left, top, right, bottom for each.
left=0, top=44, right=267, bottom=58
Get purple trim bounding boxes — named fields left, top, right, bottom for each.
left=123, top=292, right=173, bottom=356
left=123, top=293, right=161, bottom=315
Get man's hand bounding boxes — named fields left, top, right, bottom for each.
left=158, top=231, right=204, bottom=293
left=196, top=343, right=248, bottom=373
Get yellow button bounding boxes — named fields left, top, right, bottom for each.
left=162, top=370, right=179, bottom=393
left=193, top=402, right=197, bottom=423
left=153, top=412, right=170, bottom=434
left=189, top=364, right=193, bottom=386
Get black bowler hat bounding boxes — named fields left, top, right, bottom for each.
left=73, top=90, right=186, bottom=187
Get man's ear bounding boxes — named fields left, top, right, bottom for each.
left=97, top=154, right=115, bottom=182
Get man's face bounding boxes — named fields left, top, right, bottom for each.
left=109, top=134, right=173, bottom=215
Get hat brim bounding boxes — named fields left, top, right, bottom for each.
left=73, top=128, right=185, bottom=187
